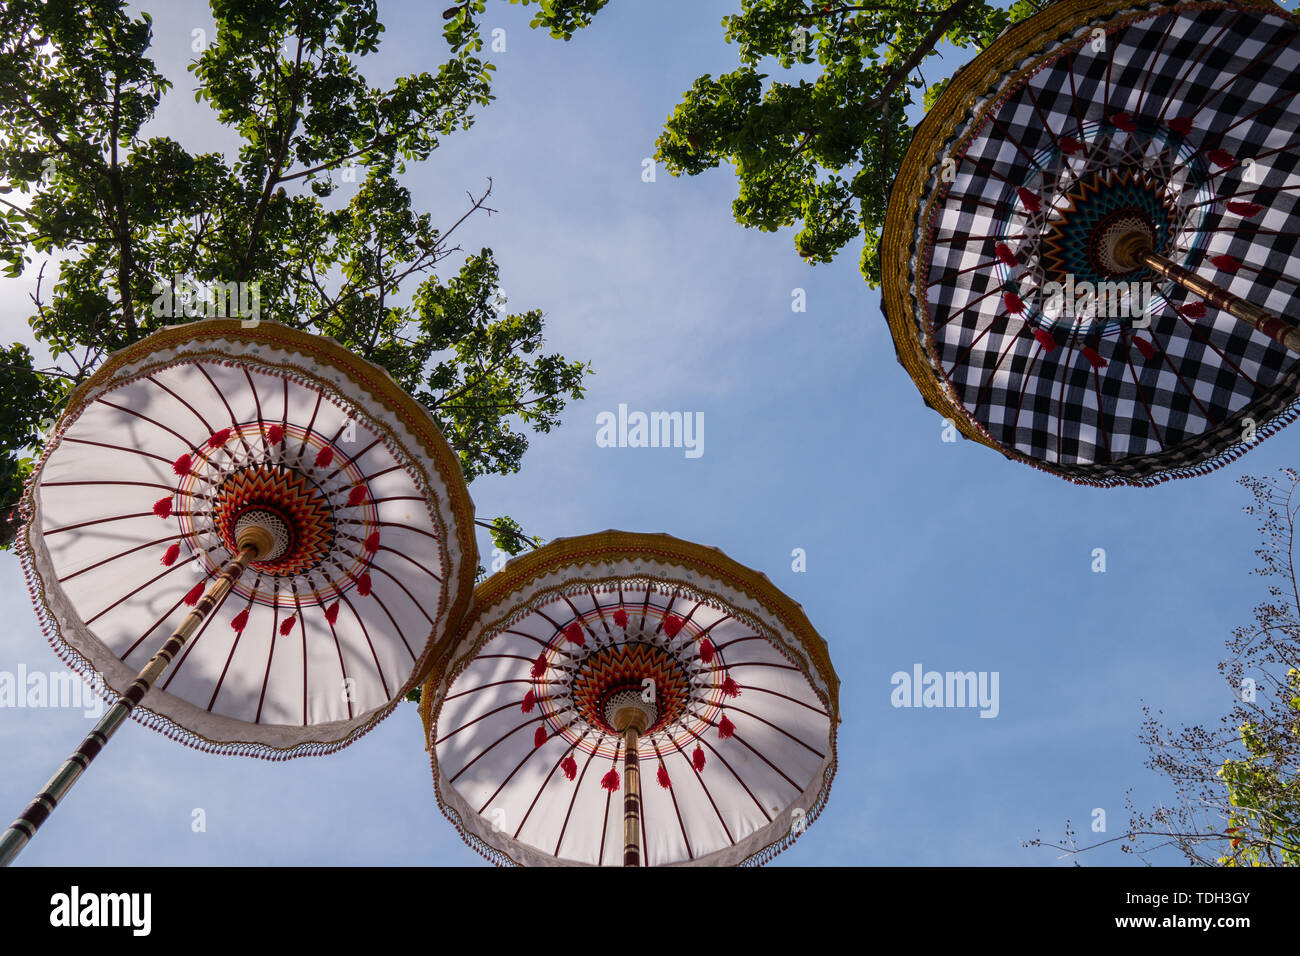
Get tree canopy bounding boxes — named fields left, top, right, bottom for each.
left=0, top=0, right=590, bottom=556
left=446, top=0, right=1037, bottom=283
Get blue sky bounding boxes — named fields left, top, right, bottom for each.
left=1, top=0, right=1296, bottom=866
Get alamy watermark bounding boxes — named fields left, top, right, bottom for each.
left=596, top=404, right=704, bottom=459
left=890, top=663, right=999, bottom=718
left=0, top=665, right=105, bottom=718
left=151, top=275, right=261, bottom=326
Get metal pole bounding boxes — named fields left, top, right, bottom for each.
left=0, top=543, right=258, bottom=866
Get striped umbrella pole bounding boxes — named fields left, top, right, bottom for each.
left=0, top=524, right=272, bottom=866
left=610, top=701, right=651, bottom=867
left=1115, top=233, right=1300, bottom=353
left=621, top=725, right=643, bottom=867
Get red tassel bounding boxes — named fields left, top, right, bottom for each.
left=1081, top=346, right=1108, bottom=369
left=1110, top=112, right=1137, bottom=132
left=266, top=423, right=285, bottom=445
left=1227, top=201, right=1263, bottom=218
left=722, top=676, right=741, bottom=697
left=1058, top=136, right=1084, bottom=154
left=613, top=608, right=629, bottom=628
left=172, top=454, right=192, bottom=477
left=1182, top=301, right=1207, bottom=318
left=692, top=745, right=706, bottom=772
left=699, top=638, right=715, bottom=663
left=561, top=755, right=577, bottom=780
left=531, top=652, right=548, bottom=678
left=356, top=573, right=372, bottom=596
left=161, top=543, right=180, bottom=566
left=1016, top=187, right=1040, bottom=212
left=718, top=715, right=735, bottom=739
left=314, top=446, right=335, bottom=467
left=600, top=769, right=620, bottom=791
left=564, top=622, right=585, bottom=646
left=153, top=497, right=174, bottom=519
left=347, top=485, right=367, bottom=507
left=1168, top=116, right=1194, bottom=136
left=663, top=614, right=684, bottom=637
left=324, top=601, right=340, bottom=625
left=1208, top=149, right=1235, bottom=170
left=183, top=580, right=205, bottom=606
left=1004, top=292, right=1025, bottom=314
left=279, top=615, right=296, bottom=636
left=1132, top=336, right=1157, bottom=360
left=533, top=726, right=547, bottom=749
left=657, top=765, right=671, bottom=789
left=995, top=242, right=1018, bottom=267
left=1033, top=328, right=1058, bottom=353
left=1211, top=254, right=1241, bottom=273
left=206, top=428, right=231, bottom=449
left=231, top=608, right=249, bottom=633
left=363, top=532, right=380, bottom=552
left=521, top=689, right=535, bottom=713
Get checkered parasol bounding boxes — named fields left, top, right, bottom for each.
left=882, top=0, right=1300, bottom=485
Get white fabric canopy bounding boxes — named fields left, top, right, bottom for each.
left=20, top=321, right=475, bottom=757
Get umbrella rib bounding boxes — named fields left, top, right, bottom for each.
left=1186, top=181, right=1300, bottom=212
left=250, top=593, right=279, bottom=720
left=57, top=531, right=187, bottom=583
left=513, top=730, right=591, bottom=840
left=122, top=591, right=192, bottom=662
left=435, top=698, right=531, bottom=746
left=57, top=438, right=172, bottom=467
left=476, top=718, right=580, bottom=816
left=588, top=586, right=614, bottom=639
left=734, top=683, right=830, bottom=718
left=449, top=715, right=544, bottom=784
left=1132, top=12, right=1179, bottom=118
left=84, top=552, right=204, bottom=626
left=1170, top=27, right=1298, bottom=140
left=649, top=739, right=693, bottom=860
left=364, top=590, right=416, bottom=660
left=947, top=311, right=1014, bottom=377
left=145, top=374, right=215, bottom=434
left=685, top=726, right=771, bottom=822
left=94, top=398, right=195, bottom=450
left=444, top=677, right=532, bottom=702
left=722, top=702, right=826, bottom=758
left=1167, top=301, right=1261, bottom=390
left=1115, top=332, right=1167, bottom=451
left=243, top=367, right=264, bottom=435
left=366, top=561, right=436, bottom=625
left=599, top=740, right=619, bottom=865
left=554, top=742, right=602, bottom=859
left=323, top=437, right=383, bottom=483
left=699, top=714, right=803, bottom=793
left=292, top=586, right=308, bottom=726
left=653, top=589, right=681, bottom=636
left=663, top=730, right=733, bottom=843
left=195, top=363, right=256, bottom=459
left=158, top=578, right=236, bottom=692
left=294, top=390, right=324, bottom=464
left=335, top=588, right=392, bottom=699
left=1155, top=10, right=1242, bottom=121
left=320, top=586, right=354, bottom=721
left=1089, top=365, right=1114, bottom=464
left=970, top=316, right=1033, bottom=417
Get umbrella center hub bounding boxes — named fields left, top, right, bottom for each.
left=211, top=464, right=336, bottom=575
left=570, top=639, right=691, bottom=736
left=1041, top=166, right=1171, bottom=285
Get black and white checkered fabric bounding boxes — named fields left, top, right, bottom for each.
left=911, top=2, right=1300, bottom=484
